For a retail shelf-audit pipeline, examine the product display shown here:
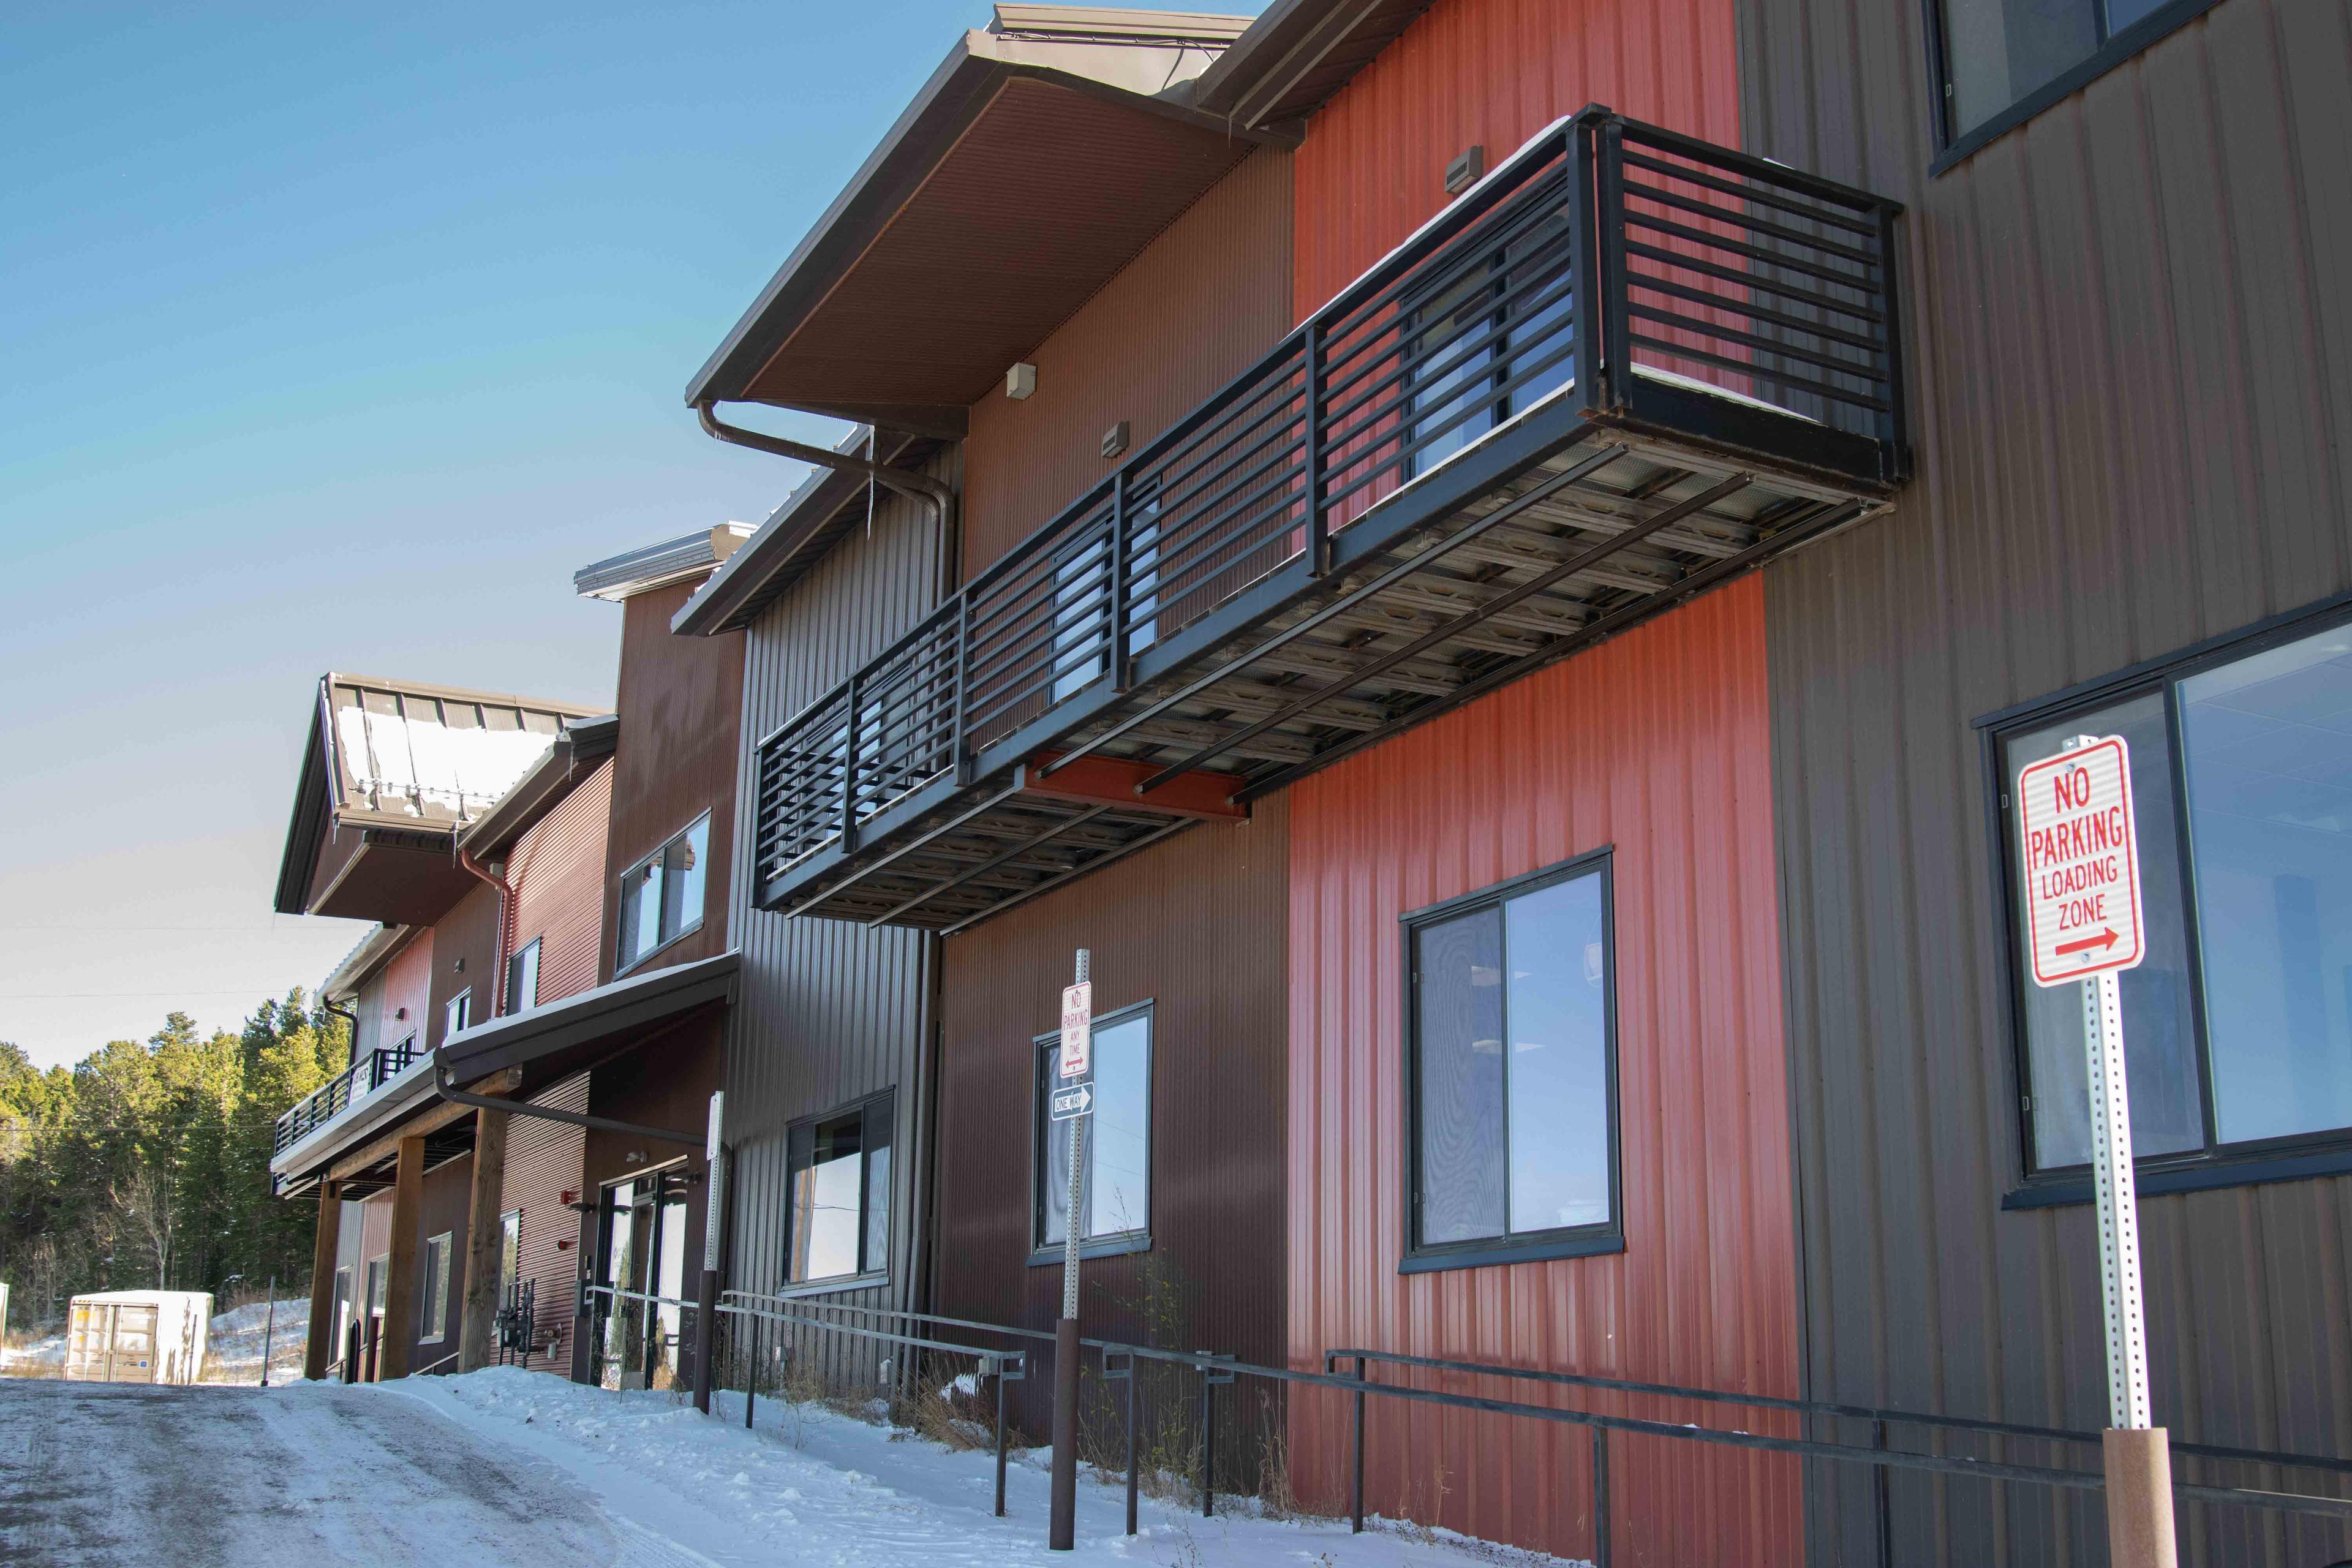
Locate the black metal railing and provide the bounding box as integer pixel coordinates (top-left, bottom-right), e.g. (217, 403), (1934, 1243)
(624, 1293), (2352, 1561)
(272, 1041), (421, 1154)
(750, 107), (1907, 899)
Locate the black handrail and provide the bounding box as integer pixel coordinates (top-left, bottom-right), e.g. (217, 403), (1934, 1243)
(750, 107), (1909, 903)
(272, 1041), (423, 1153)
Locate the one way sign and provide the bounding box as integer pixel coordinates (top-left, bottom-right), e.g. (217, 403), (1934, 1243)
(1049, 1082), (1094, 1122)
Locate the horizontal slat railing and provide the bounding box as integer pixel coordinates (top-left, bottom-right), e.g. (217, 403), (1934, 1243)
(750, 108), (1907, 901)
(272, 1040), (421, 1155)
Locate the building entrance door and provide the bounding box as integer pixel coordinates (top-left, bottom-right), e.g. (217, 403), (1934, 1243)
(592, 1167), (691, 1390)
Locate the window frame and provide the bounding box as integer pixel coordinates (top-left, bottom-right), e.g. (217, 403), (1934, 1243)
(420, 1231), (453, 1344)
(505, 937), (542, 1015)
(442, 989), (471, 1042)
(615, 812), (712, 977)
(1027, 997), (1155, 1266)
(1398, 847), (1624, 1274)
(1980, 590), (2352, 1207)
(780, 1090), (894, 1292)
(1924, 0), (2227, 175)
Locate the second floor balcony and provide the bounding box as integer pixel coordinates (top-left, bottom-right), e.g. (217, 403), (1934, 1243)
(273, 1041), (421, 1163)
(752, 107), (1910, 933)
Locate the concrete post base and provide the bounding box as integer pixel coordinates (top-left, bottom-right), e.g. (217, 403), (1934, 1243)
(2103, 1427), (2178, 1568)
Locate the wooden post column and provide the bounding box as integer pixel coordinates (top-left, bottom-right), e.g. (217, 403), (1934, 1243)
(379, 1134), (426, 1379)
(457, 1106), (510, 1372)
(303, 1180), (342, 1382)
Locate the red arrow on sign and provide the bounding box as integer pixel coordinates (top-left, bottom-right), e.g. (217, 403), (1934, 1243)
(2055, 928), (2119, 957)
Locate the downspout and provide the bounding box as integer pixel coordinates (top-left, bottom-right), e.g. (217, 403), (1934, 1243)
(458, 848), (513, 1020)
(320, 997), (359, 1064)
(695, 400), (960, 591)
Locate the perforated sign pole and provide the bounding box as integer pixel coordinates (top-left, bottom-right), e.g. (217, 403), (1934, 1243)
(1049, 951), (1090, 1551)
(2016, 736), (2174, 1568)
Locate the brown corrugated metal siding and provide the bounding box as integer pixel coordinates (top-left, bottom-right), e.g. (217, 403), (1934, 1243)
(723, 454), (956, 1354)
(504, 1072), (589, 1373)
(506, 759), (612, 1007)
(1740, 0), (2352, 1561)
(960, 146), (1295, 576)
(933, 797), (1291, 1458)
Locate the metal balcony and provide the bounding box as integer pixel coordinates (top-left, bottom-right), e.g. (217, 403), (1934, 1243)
(753, 107), (1909, 932)
(273, 1041), (421, 1156)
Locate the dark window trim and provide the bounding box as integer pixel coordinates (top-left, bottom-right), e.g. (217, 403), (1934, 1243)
(1926, 0), (2228, 176)
(1977, 592), (2352, 1200)
(1028, 997), (1155, 1264)
(505, 936), (543, 1014)
(1398, 846), (1624, 1274)
(614, 810), (713, 979)
(781, 1090), (894, 1289)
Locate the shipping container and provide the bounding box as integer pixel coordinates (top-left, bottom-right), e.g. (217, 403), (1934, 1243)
(64, 1292), (211, 1385)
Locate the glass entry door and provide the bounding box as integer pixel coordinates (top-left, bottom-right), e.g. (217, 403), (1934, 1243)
(593, 1167), (692, 1390)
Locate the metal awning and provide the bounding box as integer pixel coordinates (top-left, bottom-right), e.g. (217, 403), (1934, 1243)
(436, 951), (739, 1095)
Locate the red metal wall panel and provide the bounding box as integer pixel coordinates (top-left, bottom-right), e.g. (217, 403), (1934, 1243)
(372, 930), (434, 1058)
(1285, 575), (1799, 1566)
(1291, 0), (1740, 321)
(502, 1072), (589, 1374)
(507, 759), (612, 1007)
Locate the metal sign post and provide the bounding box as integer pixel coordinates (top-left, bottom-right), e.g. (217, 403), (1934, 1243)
(2016, 735), (2174, 1568)
(694, 1090), (725, 1416)
(1049, 952), (1091, 1551)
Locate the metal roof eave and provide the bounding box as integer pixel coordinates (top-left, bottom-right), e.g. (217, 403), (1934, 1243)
(682, 31), (1291, 412)
(435, 949), (740, 1088)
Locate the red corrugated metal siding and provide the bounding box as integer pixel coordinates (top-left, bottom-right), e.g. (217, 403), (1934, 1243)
(502, 1072), (589, 1374)
(374, 932), (434, 1058)
(507, 760), (611, 1006)
(1292, 0), (1740, 322)
(1286, 575), (1798, 1566)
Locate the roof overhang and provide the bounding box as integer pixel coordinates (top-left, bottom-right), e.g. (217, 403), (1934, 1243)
(671, 428), (931, 638)
(321, 924), (413, 1004)
(452, 715), (619, 862)
(272, 673), (605, 924)
(574, 525), (755, 602)
(1191, 0), (1436, 129)
(685, 12), (1290, 429)
(436, 950), (739, 1097)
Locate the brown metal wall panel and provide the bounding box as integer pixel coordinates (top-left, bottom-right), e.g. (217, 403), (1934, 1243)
(401, 1154), (472, 1374)
(369, 930), (433, 1063)
(932, 796), (1291, 1444)
(1291, 0), (1740, 320)
(724, 451), (957, 1328)
(426, 883), (500, 1050)
(959, 147), (1295, 578)
(506, 759), (612, 1008)
(502, 1071), (589, 1373)
(1738, 1), (2352, 1561)
(1285, 576), (1800, 1566)
(603, 581), (745, 984)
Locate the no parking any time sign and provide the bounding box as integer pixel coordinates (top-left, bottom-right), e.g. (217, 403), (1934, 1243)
(2016, 734), (2147, 987)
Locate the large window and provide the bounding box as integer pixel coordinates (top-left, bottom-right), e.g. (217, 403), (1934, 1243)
(1404, 853), (1619, 1270)
(617, 813), (710, 974)
(785, 1093), (892, 1285)
(1932, 0), (2218, 160)
(1995, 607), (2352, 1188)
(1032, 1003), (1152, 1257)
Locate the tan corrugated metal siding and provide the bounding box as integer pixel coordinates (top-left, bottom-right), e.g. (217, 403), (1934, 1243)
(507, 760), (612, 1007)
(960, 146), (1294, 578)
(724, 453), (956, 1336)
(1740, 1), (2352, 1562)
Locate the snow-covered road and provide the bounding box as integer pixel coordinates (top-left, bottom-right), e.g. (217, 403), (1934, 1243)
(0, 1379), (629, 1567)
(0, 1369), (1574, 1567)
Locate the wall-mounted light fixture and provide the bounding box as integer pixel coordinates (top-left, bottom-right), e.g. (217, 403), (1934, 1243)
(1101, 420), (1130, 460)
(453, 956), (466, 974)
(1444, 145), (1485, 195)
(1006, 362), (1038, 400)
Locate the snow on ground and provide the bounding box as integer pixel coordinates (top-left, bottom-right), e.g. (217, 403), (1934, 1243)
(393, 1366), (1581, 1568)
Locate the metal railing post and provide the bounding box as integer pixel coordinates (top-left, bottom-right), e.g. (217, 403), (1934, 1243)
(1352, 1354), (1367, 1534)
(1107, 473), (1130, 693)
(1597, 118), (1632, 409)
(745, 1314), (760, 1430)
(1873, 1418), (1894, 1567)
(1125, 1359), (1140, 1536)
(1303, 326), (1329, 576)
(1572, 117), (1604, 416)
(995, 1359), (1011, 1518)
(949, 595), (973, 784)
(1872, 200), (1910, 481)
(840, 672), (864, 851)
(1199, 1359), (1216, 1517)
(1591, 1425), (1611, 1568)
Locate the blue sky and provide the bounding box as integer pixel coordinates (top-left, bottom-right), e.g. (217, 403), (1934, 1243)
(0, 1), (1258, 1068)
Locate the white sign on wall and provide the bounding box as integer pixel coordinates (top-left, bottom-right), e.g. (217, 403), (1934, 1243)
(2016, 734), (2147, 988)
